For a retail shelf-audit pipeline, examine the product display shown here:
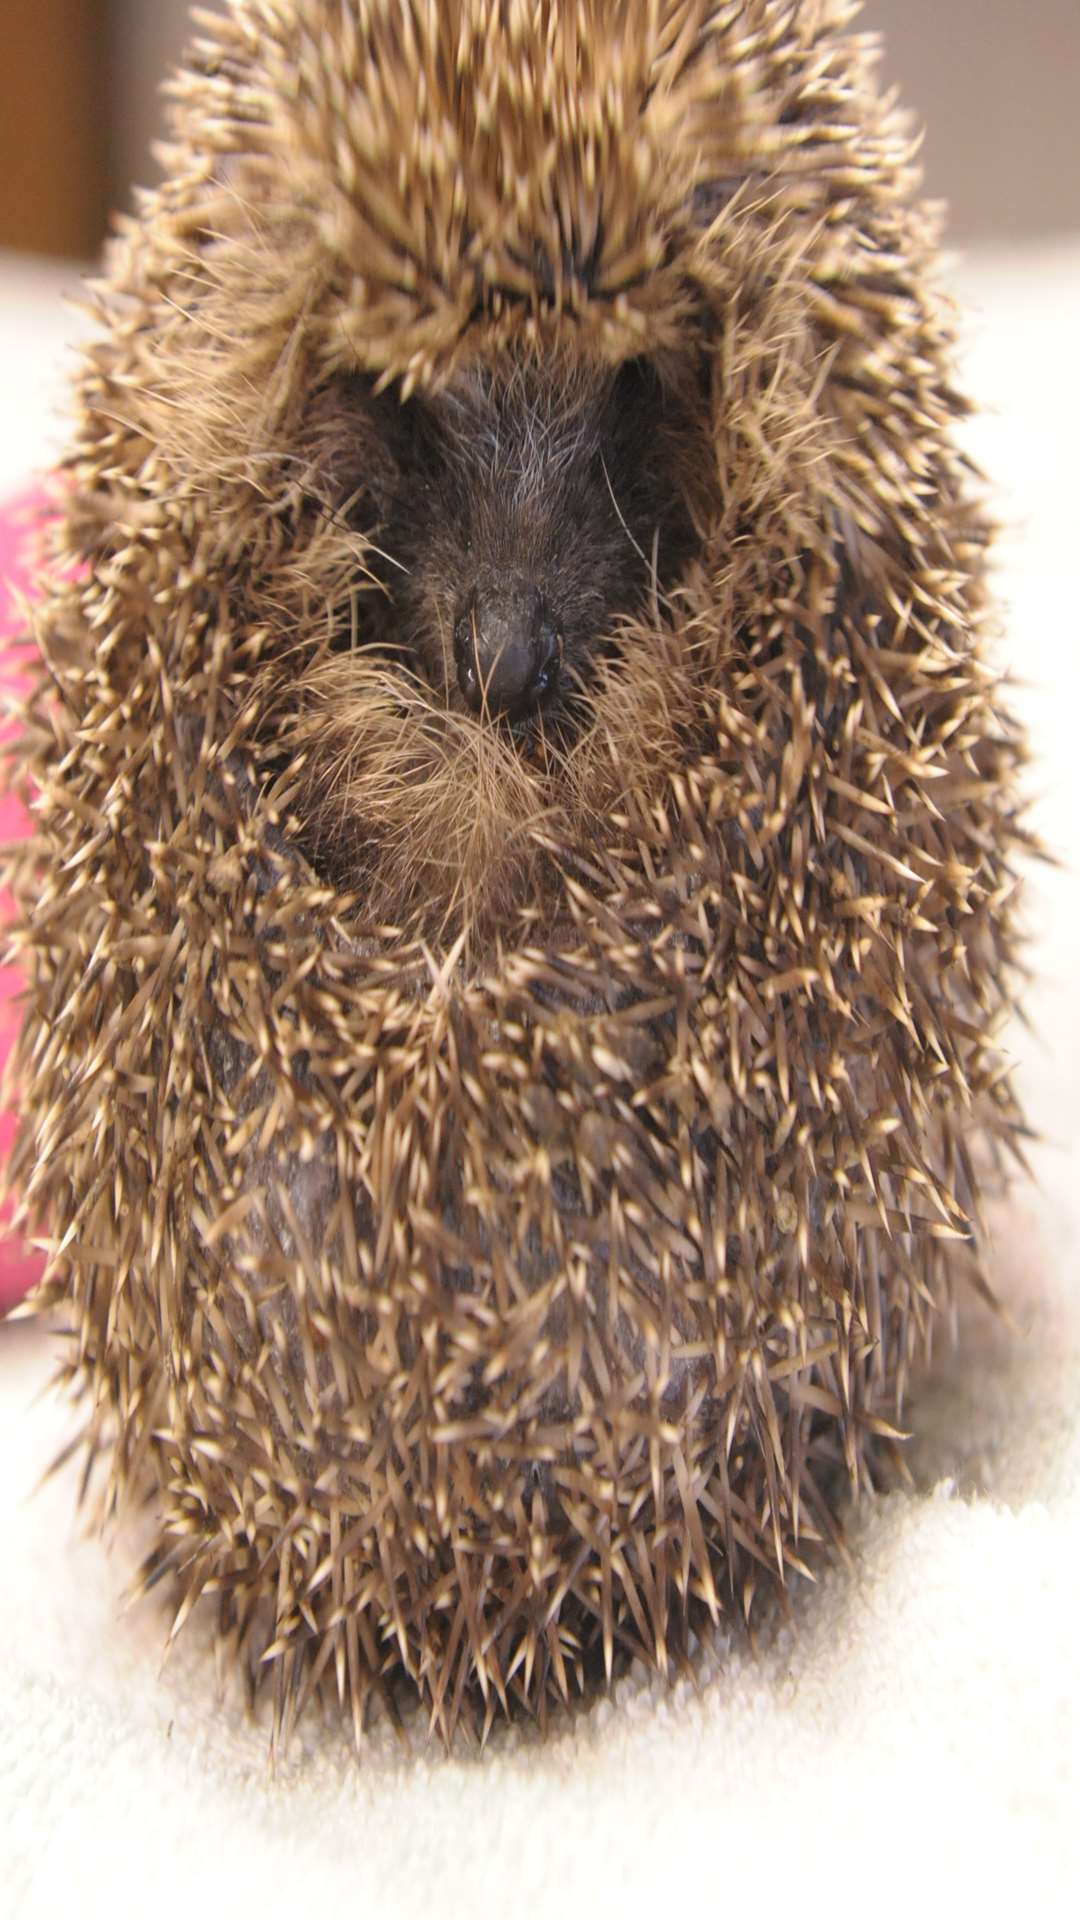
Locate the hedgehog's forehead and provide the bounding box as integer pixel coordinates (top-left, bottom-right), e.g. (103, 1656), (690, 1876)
(238, 0), (769, 383)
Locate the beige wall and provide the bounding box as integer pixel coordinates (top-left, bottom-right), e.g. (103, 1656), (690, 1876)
(107, 0), (1080, 245)
(870, 0), (1080, 244)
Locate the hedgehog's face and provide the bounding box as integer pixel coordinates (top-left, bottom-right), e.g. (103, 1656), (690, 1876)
(344, 353), (705, 729)
(276, 340), (716, 925)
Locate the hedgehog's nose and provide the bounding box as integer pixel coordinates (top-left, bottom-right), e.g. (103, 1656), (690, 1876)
(454, 577), (560, 717)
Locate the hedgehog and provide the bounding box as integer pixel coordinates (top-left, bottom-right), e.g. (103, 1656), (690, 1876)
(2, 0), (1029, 1750)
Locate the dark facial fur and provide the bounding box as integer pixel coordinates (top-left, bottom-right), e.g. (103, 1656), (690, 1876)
(309, 352), (705, 701)
(279, 348), (711, 914)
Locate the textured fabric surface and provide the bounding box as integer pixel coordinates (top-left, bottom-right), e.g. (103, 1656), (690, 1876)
(0, 254), (79, 1311)
(1, 243), (1077, 1916)
(0, 488), (46, 1309)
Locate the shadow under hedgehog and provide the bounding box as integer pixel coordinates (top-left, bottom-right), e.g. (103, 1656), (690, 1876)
(3, 0), (1029, 1748)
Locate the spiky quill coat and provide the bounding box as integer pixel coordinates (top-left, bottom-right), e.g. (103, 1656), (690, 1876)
(4, 0), (1028, 1746)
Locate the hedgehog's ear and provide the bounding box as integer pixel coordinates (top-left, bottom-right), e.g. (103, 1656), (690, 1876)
(346, 372), (437, 475)
(298, 369), (435, 518)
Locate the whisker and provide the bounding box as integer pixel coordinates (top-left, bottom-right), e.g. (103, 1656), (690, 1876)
(600, 450), (651, 572)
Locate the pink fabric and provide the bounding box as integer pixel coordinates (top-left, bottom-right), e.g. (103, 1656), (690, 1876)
(0, 491), (47, 1310)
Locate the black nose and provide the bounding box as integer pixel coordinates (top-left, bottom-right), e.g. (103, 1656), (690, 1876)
(453, 577), (561, 717)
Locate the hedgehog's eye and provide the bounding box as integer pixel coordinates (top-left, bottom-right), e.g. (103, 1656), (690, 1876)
(607, 360), (664, 435)
(613, 355), (661, 405)
(586, 358), (657, 482)
(335, 372), (437, 480)
(376, 387), (436, 474)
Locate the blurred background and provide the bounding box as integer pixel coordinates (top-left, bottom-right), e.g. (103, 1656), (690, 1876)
(1, 0), (1079, 255)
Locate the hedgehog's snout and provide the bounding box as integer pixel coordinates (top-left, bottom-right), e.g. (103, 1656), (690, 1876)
(453, 574), (562, 717)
